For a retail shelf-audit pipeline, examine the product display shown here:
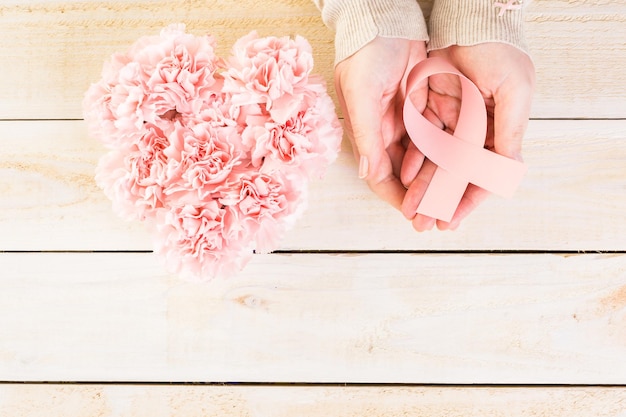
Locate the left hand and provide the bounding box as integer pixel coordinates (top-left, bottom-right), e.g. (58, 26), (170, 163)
(335, 37), (428, 212)
(400, 42), (535, 231)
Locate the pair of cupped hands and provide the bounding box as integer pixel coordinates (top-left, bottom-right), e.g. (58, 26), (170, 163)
(335, 37), (535, 231)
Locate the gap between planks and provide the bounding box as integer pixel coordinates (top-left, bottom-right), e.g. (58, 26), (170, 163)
(2, 381), (626, 388)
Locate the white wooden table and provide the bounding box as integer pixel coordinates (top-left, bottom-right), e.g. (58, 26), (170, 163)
(1, 0), (626, 415)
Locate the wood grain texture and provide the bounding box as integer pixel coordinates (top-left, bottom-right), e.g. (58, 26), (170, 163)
(1, 0), (625, 119)
(1, 252), (625, 383)
(2, 0), (625, 411)
(2, 120), (626, 251)
(526, 0), (626, 118)
(2, 385), (626, 417)
(0, 0), (334, 120)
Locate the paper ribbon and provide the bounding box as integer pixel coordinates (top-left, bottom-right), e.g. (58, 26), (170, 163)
(403, 57), (527, 222)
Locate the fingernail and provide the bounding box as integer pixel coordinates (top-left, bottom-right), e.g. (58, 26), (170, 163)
(358, 156), (369, 179)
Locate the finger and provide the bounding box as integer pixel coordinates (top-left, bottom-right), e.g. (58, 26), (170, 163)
(388, 139), (407, 180)
(413, 213), (436, 232)
(438, 184), (490, 231)
(401, 158), (437, 220)
(408, 161), (439, 232)
(427, 88), (461, 133)
(369, 172), (409, 212)
(400, 140), (425, 188)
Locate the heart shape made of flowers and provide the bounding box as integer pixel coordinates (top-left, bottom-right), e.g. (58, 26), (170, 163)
(83, 25), (343, 281)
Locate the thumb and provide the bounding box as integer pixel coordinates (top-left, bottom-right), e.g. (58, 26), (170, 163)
(493, 79), (534, 161)
(336, 81), (406, 210)
(350, 109), (406, 210)
(351, 115), (388, 180)
(334, 71), (389, 180)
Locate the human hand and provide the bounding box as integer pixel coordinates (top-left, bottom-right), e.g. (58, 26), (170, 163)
(400, 43), (535, 231)
(335, 37), (427, 211)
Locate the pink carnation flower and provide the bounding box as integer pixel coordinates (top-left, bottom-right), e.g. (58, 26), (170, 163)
(224, 31), (316, 124)
(162, 121), (244, 202)
(241, 91), (342, 178)
(95, 124), (169, 221)
(83, 24), (223, 147)
(219, 170), (306, 253)
(154, 202), (251, 280)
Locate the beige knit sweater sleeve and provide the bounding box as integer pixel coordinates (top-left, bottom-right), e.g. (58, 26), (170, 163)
(428, 0), (527, 52)
(312, 0), (527, 64)
(312, 0), (429, 64)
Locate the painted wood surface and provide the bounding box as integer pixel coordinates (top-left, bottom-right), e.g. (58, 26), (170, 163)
(2, 119), (626, 251)
(1, 252), (625, 383)
(1, 1), (625, 119)
(1, 0), (626, 413)
(2, 385), (626, 417)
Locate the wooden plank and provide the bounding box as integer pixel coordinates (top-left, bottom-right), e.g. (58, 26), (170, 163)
(525, 0), (626, 118)
(0, 1), (625, 119)
(1, 252), (625, 383)
(0, 120), (149, 250)
(2, 385), (626, 417)
(1, 119), (626, 251)
(0, 0), (335, 120)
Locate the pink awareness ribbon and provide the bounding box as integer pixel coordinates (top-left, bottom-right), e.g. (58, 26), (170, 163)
(403, 57), (527, 222)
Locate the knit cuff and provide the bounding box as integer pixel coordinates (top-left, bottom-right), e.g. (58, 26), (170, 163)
(428, 0), (528, 54)
(318, 0), (429, 64)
